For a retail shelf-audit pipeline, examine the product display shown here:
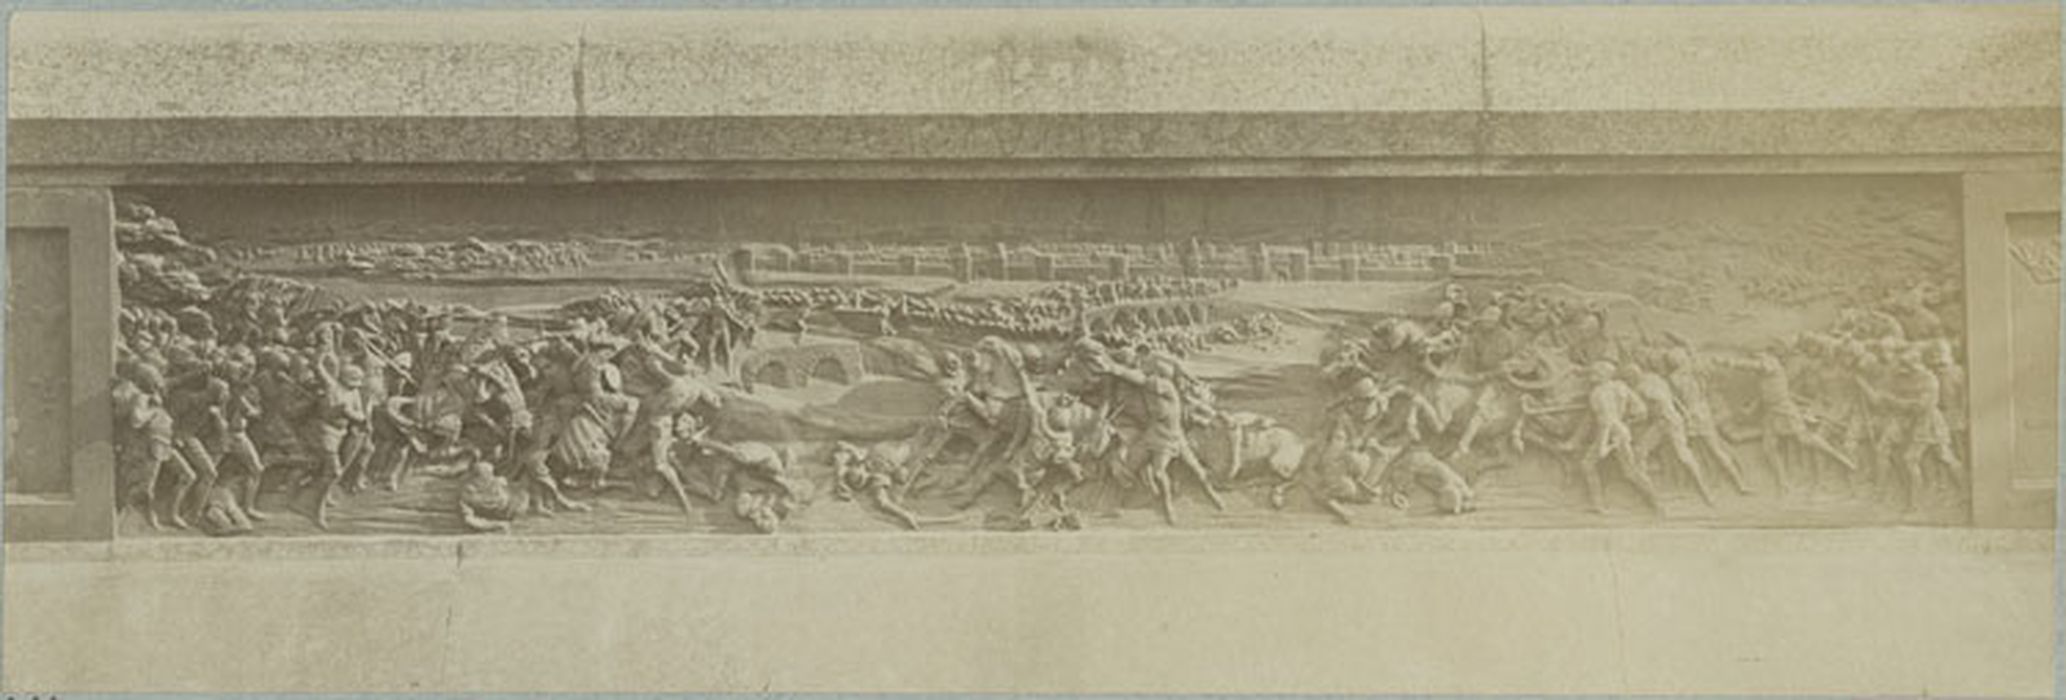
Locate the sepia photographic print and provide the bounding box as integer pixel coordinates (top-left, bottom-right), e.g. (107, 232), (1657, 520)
(1, 3), (2060, 696)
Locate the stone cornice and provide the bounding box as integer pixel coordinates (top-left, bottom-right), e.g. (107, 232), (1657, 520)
(7, 6), (2058, 183)
(8, 109), (2057, 184)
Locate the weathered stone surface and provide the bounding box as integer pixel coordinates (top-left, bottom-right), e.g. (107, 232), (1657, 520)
(3, 188), (115, 543)
(2, 530), (2052, 694)
(1482, 5), (2060, 111)
(13, 7), (2053, 121)
(6, 6), (2057, 180)
(577, 9), (1482, 117)
(7, 13), (580, 119)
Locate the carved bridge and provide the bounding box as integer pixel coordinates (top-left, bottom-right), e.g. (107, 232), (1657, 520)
(737, 342), (867, 389)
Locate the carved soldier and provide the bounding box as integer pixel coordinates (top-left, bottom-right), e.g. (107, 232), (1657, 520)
(616, 340), (722, 515)
(1623, 355), (1715, 506)
(1715, 351), (1857, 496)
(207, 352), (273, 520)
(1088, 351), (1225, 524)
(1858, 347), (1964, 510)
(1452, 305), (1527, 459)
(832, 441), (950, 530)
(115, 361), (194, 530)
(303, 362), (368, 530)
(1375, 443), (1476, 515)
(1926, 339), (1968, 472)
(336, 328), (394, 493)
(1661, 347), (1752, 496)
(165, 359), (232, 524)
(1566, 361), (1666, 516)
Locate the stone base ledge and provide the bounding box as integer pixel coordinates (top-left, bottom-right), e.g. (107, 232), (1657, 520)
(6, 527), (2050, 564)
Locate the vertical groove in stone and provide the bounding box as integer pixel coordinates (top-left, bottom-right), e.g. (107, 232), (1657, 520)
(1473, 5), (1492, 178)
(573, 21), (591, 164)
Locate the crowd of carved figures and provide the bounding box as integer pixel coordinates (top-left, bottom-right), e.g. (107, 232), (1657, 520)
(107, 201), (1968, 536)
(1308, 281), (1966, 519)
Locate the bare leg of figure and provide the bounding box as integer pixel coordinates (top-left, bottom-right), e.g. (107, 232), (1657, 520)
(1855, 429), (1883, 497)
(388, 447), (416, 492)
(1950, 432), (1969, 480)
(1633, 427), (1671, 495)
(1798, 432), (1858, 475)
(1149, 456), (1178, 525)
(135, 455), (167, 530)
(1048, 485), (1074, 518)
(1269, 479), (1295, 510)
(1697, 437), (1752, 495)
(308, 448), (342, 530)
(1453, 410), (1488, 459)
(527, 450), (586, 513)
(228, 436), (270, 520)
(957, 467), (991, 510)
(1612, 448), (1667, 516)
(1418, 473), (1464, 515)
(1225, 428), (1247, 484)
(1876, 436), (1898, 495)
(1577, 451), (1608, 514)
(343, 433), (375, 493)
(1321, 497), (1356, 525)
(459, 502), (510, 534)
(1665, 430), (1715, 506)
(901, 425), (957, 489)
(1800, 436), (1826, 495)
(163, 451), (198, 530)
(1877, 435), (1904, 503)
(522, 479), (559, 517)
(178, 438), (219, 522)
(654, 464), (695, 518)
(1176, 447), (1227, 511)
(365, 441), (397, 492)
(873, 488), (924, 530)
(1931, 442), (1967, 492)
(1320, 473), (1364, 525)
(1848, 433), (1870, 496)
(1011, 469), (1037, 511)
(1761, 431), (1790, 496)
(1897, 442), (1926, 512)
(538, 474), (587, 512)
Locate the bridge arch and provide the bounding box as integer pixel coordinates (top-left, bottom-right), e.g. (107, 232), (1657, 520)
(738, 343), (867, 390)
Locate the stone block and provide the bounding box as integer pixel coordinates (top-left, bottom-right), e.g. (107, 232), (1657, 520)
(4, 187), (115, 543)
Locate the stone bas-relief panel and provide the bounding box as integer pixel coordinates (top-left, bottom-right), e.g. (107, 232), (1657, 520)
(105, 176), (1971, 537)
